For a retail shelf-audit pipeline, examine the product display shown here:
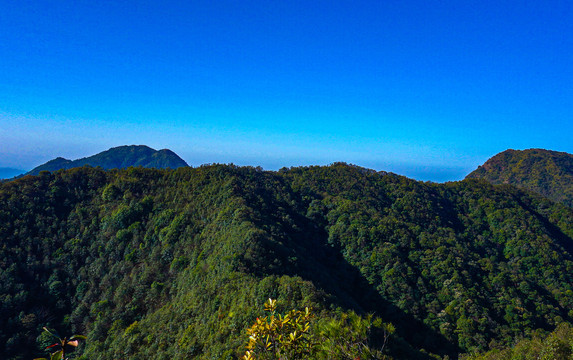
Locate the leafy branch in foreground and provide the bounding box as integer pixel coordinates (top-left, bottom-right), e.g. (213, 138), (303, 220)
(34, 327), (86, 360)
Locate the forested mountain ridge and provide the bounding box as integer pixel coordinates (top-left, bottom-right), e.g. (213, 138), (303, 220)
(23, 145), (188, 176)
(466, 148), (573, 207)
(1, 164), (572, 359)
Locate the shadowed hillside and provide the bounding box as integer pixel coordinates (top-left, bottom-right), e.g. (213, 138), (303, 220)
(0, 164), (572, 359)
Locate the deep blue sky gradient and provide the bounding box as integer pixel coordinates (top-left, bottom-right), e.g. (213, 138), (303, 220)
(1, 1), (572, 181)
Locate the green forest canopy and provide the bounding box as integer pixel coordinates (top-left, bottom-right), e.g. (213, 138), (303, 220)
(0, 163), (572, 359)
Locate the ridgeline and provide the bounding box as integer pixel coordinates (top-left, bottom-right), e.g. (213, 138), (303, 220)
(23, 145), (188, 177)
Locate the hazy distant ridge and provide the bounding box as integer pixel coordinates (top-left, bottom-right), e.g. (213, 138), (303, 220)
(25, 145), (188, 176)
(0, 168), (26, 179)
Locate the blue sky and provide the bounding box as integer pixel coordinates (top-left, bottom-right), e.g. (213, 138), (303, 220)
(1, 1), (572, 181)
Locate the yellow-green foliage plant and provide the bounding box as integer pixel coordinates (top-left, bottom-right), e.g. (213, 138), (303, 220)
(242, 298), (395, 360)
(243, 298), (315, 360)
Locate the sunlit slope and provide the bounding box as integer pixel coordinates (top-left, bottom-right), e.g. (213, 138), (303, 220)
(467, 148), (573, 207)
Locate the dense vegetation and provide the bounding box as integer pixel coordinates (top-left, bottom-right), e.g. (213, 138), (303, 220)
(24, 145), (188, 176)
(1, 163), (572, 359)
(462, 322), (573, 360)
(466, 148), (573, 208)
(241, 298), (394, 360)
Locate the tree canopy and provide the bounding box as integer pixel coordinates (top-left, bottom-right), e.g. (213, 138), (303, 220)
(0, 163), (572, 359)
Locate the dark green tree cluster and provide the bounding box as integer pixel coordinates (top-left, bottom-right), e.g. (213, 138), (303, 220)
(0, 163), (572, 359)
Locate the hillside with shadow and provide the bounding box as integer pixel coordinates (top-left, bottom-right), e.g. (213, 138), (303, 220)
(0, 164), (572, 359)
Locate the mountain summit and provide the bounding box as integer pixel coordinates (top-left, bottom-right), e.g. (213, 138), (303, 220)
(466, 148), (573, 207)
(25, 145), (188, 176)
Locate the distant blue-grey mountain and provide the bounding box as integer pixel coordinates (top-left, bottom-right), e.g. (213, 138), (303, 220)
(0, 168), (26, 179)
(25, 145), (188, 176)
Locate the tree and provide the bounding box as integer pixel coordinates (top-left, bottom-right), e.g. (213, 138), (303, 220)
(315, 311), (394, 360)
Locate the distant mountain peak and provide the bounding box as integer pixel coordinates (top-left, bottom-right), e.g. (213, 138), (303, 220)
(24, 145), (188, 176)
(466, 148), (573, 207)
